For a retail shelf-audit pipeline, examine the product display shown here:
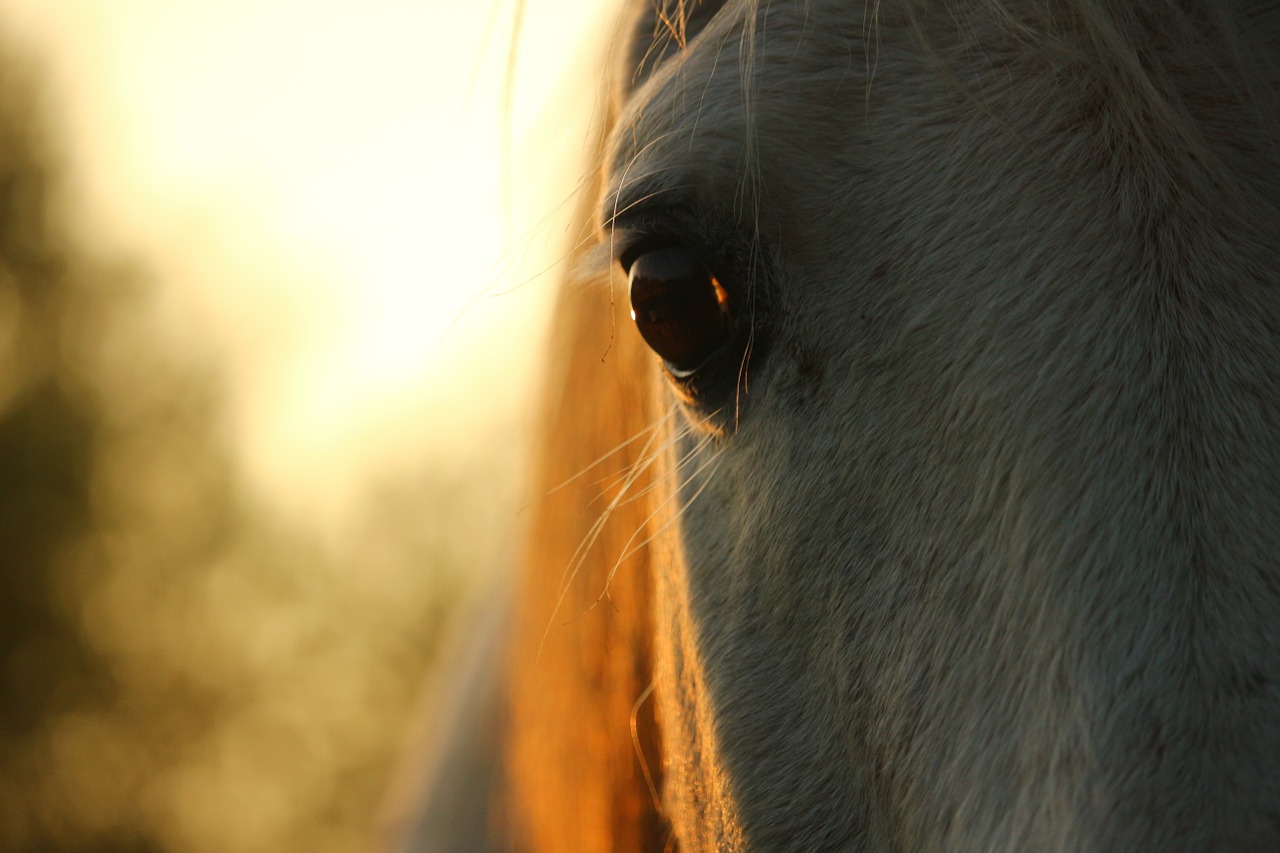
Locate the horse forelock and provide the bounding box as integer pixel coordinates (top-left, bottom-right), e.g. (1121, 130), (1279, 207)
(505, 1), (1280, 851)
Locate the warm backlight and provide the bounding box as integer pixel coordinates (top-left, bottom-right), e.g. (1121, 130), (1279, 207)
(0, 0), (608, 517)
(0, 1), (612, 851)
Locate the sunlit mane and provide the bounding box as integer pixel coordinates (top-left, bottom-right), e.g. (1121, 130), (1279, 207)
(399, 1), (1280, 850)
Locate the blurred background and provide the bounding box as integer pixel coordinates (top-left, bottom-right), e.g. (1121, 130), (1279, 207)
(0, 0), (609, 849)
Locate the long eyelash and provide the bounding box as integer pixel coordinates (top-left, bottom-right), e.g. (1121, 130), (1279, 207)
(454, 149), (694, 335)
(608, 129), (683, 253)
(604, 185), (698, 239)
(604, 131), (685, 361)
(573, 177), (698, 286)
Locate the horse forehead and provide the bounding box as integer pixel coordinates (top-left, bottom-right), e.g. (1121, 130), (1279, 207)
(607, 1), (855, 207)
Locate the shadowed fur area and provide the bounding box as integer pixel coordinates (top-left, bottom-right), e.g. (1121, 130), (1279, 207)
(417, 1), (1280, 851)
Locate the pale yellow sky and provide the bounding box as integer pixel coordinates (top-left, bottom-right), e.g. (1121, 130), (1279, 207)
(0, 0), (612, 518)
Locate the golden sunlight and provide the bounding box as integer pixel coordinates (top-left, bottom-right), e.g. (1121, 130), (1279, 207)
(0, 0), (608, 517)
(0, 1), (613, 851)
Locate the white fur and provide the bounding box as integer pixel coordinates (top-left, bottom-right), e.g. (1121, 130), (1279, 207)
(603, 0), (1280, 849)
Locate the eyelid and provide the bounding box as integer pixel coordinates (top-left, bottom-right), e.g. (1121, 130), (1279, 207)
(601, 178), (693, 235)
(615, 232), (686, 273)
(608, 209), (707, 274)
(604, 196), (700, 266)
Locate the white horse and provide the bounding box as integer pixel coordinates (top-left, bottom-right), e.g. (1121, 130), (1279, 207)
(392, 1), (1280, 850)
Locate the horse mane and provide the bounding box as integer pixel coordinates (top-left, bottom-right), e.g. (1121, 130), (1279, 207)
(502, 102), (673, 853)
(495, 1), (1280, 851)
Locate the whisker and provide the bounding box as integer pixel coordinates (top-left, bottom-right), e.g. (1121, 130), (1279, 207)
(594, 439), (722, 606)
(537, 415), (673, 662)
(609, 423), (711, 507)
(596, 413), (699, 494)
(631, 678), (665, 815)
(612, 452), (722, 572)
(548, 406), (678, 495)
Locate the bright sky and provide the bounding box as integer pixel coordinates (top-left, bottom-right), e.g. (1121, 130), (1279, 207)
(0, 0), (611, 517)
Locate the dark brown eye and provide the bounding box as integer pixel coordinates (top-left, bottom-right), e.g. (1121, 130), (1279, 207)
(627, 246), (733, 374)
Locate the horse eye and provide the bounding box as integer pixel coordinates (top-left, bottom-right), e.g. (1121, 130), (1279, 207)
(627, 246), (733, 374)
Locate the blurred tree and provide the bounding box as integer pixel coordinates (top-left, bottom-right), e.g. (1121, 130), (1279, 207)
(0, 33), (489, 853)
(0, 46), (154, 851)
